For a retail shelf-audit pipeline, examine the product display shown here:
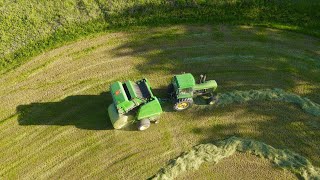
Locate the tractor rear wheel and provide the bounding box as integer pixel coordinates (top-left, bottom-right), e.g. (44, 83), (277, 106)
(137, 119), (151, 131)
(173, 98), (193, 111)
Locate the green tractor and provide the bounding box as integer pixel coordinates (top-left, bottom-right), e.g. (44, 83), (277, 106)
(107, 78), (162, 131)
(107, 73), (217, 130)
(167, 73), (218, 111)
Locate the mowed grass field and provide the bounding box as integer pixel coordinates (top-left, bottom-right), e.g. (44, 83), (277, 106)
(178, 152), (296, 180)
(0, 25), (319, 179)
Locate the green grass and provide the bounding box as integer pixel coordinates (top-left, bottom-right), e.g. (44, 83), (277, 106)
(152, 136), (319, 179)
(0, 25), (319, 179)
(178, 152), (296, 180)
(1, 1), (319, 178)
(1, 0), (320, 73)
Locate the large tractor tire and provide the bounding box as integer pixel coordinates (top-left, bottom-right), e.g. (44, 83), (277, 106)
(173, 98), (193, 111)
(137, 119), (151, 131)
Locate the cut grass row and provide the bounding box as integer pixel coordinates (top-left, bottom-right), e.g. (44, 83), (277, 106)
(177, 152), (296, 180)
(152, 136), (320, 179)
(0, 25), (319, 179)
(1, 0), (320, 73)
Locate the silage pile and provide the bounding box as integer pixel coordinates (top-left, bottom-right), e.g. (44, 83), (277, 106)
(212, 88), (320, 116)
(151, 136), (320, 180)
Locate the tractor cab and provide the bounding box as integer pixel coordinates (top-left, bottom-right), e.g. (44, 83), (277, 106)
(171, 73), (195, 99)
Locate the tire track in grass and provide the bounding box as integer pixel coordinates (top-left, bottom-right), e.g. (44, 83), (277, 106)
(0, 33), (127, 98)
(0, 127), (75, 176)
(85, 128), (173, 179)
(0, 57), (136, 121)
(23, 129), (106, 178)
(34, 132), (107, 179)
(0, 120), (67, 154)
(37, 136), (103, 178)
(0, 76), (116, 176)
(16, 129), (77, 175)
(0, 81), (110, 176)
(151, 137), (320, 180)
(84, 134), (151, 178)
(63, 136), (117, 179)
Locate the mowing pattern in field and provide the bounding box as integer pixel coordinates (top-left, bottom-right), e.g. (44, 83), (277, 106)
(0, 25), (319, 179)
(152, 137), (320, 179)
(178, 152), (296, 180)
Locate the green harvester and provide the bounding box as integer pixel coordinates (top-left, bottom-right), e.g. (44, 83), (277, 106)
(108, 78), (162, 131)
(168, 73), (218, 111)
(107, 73), (217, 130)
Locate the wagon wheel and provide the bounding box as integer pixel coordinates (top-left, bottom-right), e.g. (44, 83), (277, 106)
(137, 119), (151, 131)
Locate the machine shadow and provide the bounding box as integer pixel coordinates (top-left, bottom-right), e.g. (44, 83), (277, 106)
(15, 89), (175, 131)
(16, 92), (113, 130)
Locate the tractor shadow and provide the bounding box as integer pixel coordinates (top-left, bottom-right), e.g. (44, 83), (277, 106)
(16, 92), (113, 130)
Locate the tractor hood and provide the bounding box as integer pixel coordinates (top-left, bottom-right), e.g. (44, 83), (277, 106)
(193, 80), (218, 91)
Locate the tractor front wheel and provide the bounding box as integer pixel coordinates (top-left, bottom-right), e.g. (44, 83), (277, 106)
(137, 119), (151, 131)
(173, 98), (193, 111)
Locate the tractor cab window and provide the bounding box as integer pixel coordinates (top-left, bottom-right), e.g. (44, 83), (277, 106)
(179, 88), (192, 94)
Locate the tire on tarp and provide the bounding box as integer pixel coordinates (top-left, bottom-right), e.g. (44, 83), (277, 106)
(108, 103), (129, 129)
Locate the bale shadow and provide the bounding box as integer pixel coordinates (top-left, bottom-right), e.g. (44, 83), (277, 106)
(16, 92), (113, 130)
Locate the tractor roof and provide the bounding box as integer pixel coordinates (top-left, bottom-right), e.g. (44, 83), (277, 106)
(175, 73), (195, 89)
